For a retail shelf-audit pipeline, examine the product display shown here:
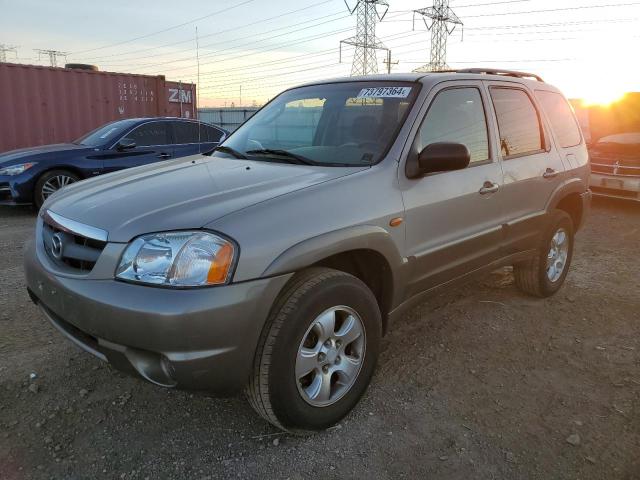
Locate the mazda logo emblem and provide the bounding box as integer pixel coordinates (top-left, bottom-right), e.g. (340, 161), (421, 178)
(51, 233), (64, 259)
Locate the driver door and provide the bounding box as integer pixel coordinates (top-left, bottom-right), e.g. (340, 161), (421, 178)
(99, 121), (173, 174)
(399, 81), (506, 297)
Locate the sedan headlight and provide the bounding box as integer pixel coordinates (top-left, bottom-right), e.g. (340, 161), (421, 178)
(0, 162), (37, 176)
(116, 231), (236, 287)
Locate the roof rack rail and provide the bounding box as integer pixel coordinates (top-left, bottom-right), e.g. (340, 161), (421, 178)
(452, 68), (544, 82)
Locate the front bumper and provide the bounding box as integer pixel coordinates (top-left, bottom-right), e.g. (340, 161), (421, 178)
(24, 239), (292, 393)
(0, 174), (34, 205)
(590, 172), (640, 202)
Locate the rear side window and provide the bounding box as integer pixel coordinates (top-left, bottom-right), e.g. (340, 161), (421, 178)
(535, 91), (582, 148)
(122, 122), (169, 147)
(417, 87), (489, 164)
(490, 88), (543, 158)
(173, 121), (200, 144)
(202, 125), (225, 143)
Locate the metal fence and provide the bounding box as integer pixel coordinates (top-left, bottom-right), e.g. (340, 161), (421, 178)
(198, 107), (259, 132)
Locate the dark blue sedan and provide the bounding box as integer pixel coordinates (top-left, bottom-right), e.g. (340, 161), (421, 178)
(0, 117), (228, 208)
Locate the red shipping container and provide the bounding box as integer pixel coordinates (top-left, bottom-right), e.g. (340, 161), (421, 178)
(0, 63), (197, 152)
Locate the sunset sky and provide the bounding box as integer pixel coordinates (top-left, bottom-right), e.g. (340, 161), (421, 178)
(2, 0), (639, 106)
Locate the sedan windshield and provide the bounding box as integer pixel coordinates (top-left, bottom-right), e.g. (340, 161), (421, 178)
(214, 81), (419, 166)
(74, 119), (139, 147)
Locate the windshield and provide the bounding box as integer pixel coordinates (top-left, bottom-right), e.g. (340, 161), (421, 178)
(74, 120), (138, 147)
(215, 81), (419, 166)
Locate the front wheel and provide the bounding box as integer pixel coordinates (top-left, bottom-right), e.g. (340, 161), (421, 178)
(246, 267), (381, 432)
(34, 170), (79, 208)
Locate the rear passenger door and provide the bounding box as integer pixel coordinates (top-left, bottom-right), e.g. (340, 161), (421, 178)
(401, 82), (505, 296)
(484, 82), (565, 254)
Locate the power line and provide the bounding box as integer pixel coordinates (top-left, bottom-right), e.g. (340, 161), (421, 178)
(192, 30), (423, 85)
(385, 1), (640, 21)
(74, 0), (336, 62)
(96, 11), (350, 69)
(462, 0), (640, 18)
(71, 0), (258, 55)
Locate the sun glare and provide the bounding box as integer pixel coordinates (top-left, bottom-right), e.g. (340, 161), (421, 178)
(579, 90), (627, 108)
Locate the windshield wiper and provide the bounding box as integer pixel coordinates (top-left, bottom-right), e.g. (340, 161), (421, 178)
(245, 149), (318, 166)
(208, 145), (247, 159)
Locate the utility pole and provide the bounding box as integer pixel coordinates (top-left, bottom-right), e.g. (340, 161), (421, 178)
(0, 44), (18, 63)
(413, 1), (463, 72)
(35, 49), (68, 67)
(383, 50), (398, 74)
(340, 0), (389, 76)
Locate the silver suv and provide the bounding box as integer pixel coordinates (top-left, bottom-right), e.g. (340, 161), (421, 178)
(25, 69), (591, 432)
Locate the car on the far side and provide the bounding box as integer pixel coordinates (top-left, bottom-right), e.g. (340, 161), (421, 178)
(0, 117), (228, 208)
(589, 132), (640, 202)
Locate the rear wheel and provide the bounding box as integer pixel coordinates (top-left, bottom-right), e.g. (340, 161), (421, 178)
(514, 210), (574, 297)
(34, 170), (79, 208)
(246, 267), (381, 432)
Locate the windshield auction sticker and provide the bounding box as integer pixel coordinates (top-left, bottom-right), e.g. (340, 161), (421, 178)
(357, 86), (412, 98)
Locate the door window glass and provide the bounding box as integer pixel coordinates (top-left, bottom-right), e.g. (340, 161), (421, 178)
(490, 88), (543, 157)
(417, 87), (489, 164)
(122, 122), (169, 147)
(173, 122), (200, 144)
(203, 125), (225, 142)
(535, 90), (582, 148)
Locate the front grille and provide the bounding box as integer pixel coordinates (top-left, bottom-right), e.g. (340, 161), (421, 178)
(0, 183), (11, 202)
(591, 186), (639, 198)
(590, 153), (640, 177)
(41, 210), (107, 273)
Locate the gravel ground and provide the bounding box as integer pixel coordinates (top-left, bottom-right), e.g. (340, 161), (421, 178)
(1, 199), (639, 480)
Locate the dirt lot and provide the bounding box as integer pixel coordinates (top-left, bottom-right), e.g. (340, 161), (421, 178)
(0, 199), (638, 480)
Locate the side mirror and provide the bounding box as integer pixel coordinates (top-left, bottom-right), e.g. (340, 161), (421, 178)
(116, 140), (136, 151)
(418, 142), (471, 175)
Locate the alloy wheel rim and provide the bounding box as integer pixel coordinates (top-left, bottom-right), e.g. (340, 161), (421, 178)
(546, 227), (569, 282)
(41, 175), (76, 201)
(295, 305), (366, 407)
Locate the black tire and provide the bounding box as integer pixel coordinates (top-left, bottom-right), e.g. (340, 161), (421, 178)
(34, 170), (79, 209)
(246, 267), (382, 432)
(514, 210), (574, 297)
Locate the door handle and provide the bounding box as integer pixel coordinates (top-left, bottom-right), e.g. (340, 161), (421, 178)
(543, 168), (559, 179)
(479, 181), (499, 195)
(157, 152), (171, 159)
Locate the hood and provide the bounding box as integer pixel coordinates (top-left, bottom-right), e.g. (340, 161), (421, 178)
(46, 155), (367, 242)
(0, 143), (90, 165)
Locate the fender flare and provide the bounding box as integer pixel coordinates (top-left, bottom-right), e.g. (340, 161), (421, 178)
(262, 225), (406, 289)
(546, 177), (586, 211)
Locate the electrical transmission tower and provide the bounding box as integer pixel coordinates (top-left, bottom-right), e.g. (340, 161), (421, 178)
(413, 1), (463, 72)
(35, 49), (68, 67)
(340, 0), (389, 76)
(0, 44), (18, 63)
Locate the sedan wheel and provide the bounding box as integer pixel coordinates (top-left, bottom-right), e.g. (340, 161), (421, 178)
(34, 170), (80, 208)
(41, 174), (76, 200)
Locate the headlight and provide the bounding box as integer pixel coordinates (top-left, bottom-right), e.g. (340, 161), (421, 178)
(115, 231), (236, 287)
(0, 162), (37, 176)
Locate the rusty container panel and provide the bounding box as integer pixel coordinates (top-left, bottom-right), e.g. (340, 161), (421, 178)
(0, 63), (196, 152)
